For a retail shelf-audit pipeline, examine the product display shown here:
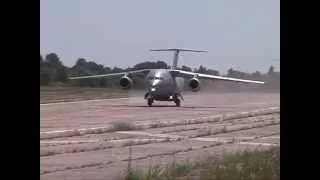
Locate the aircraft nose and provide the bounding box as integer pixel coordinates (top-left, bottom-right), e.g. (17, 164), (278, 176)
(149, 79), (161, 93)
(150, 87), (156, 92)
(151, 79), (160, 87)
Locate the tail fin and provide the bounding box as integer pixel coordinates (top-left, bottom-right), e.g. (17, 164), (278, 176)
(150, 49), (207, 70)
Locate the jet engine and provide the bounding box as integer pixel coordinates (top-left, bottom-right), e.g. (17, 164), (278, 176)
(188, 78), (201, 92)
(119, 76), (133, 89)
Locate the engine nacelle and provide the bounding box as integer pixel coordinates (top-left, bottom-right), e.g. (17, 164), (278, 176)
(119, 76), (133, 89)
(188, 78), (201, 92)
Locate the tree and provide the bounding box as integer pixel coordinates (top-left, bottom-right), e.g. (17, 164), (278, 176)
(155, 61), (168, 69)
(252, 71), (261, 78)
(207, 69), (220, 76)
(40, 68), (53, 85)
(227, 68), (246, 78)
(75, 58), (87, 66)
(45, 53), (63, 69)
(43, 53), (69, 83)
(181, 65), (192, 72)
(198, 65), (207, 73)
(268, 66), (275, 76)
(71, 58), (90, 76)
(39, 51), (280, 91)
(112, 67), (123, 73)
(134, 61), (153, 70)
(103, 67), (112, 73)
(227, 68), (234, 76)
(134, 61), (168, 70)
(86, 61), (104, 74)
(72, 58), (87, 70)
(40, 54), (44, 67)
(55, 67), (68, 83)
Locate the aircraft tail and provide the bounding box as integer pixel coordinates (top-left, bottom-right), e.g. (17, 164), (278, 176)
(150, 49), (207, 70)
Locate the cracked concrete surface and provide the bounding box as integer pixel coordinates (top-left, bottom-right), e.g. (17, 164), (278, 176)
(40, 92), (279, 180)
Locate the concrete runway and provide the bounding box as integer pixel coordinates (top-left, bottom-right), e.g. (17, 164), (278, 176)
(40, 92), (280, 180)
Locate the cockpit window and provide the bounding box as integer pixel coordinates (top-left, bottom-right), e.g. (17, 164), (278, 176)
(148, 76), (163, 80)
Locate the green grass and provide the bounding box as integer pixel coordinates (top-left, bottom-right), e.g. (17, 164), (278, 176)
(111, 122), (141, 131)
(124, 147), (280, 180)
(125, 162), (193, 180)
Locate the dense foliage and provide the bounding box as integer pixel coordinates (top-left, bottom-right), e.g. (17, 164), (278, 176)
(40, 53), (279, 89)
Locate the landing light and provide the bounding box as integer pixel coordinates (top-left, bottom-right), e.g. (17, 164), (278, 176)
(151, 88), (156, 92)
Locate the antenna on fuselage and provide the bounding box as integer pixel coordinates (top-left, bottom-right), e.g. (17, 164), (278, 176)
(150, 49), (208, 70)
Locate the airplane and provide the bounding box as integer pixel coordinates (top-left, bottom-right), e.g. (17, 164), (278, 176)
(69, 49), (264, 107)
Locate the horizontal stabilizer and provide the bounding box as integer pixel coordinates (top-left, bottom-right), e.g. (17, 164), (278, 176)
(150, 48), (207, 69)
(150, 49), (207, 52)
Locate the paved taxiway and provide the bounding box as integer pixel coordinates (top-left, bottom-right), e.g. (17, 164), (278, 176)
(40, 92), (280, 180)
(40, 92), (279, 132)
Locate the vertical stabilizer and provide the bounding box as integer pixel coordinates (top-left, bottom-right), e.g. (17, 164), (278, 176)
(150, 49), (207, 70)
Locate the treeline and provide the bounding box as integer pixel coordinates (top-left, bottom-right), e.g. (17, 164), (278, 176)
(40, 53), (279, 89)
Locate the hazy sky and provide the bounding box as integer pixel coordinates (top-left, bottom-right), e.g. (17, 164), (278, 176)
(40, 0), (279, 74)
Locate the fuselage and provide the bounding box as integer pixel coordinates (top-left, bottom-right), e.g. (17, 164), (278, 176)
(145, 69), (184, 101)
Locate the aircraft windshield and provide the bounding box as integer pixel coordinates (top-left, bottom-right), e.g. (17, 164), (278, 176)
(148, 76), (163, 80)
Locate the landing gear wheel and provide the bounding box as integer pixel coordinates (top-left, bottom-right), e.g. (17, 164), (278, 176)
(174, 99), (181, 107)
(147, 98), (153, 107)
(144, 92), (149, 99)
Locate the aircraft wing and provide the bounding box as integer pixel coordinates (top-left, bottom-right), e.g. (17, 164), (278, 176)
(172, 70), (264, 84)
(69, 69), (151, 80)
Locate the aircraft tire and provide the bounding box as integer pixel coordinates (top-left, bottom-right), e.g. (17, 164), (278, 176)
(147, 98), (153, 107)
(174, 99), (180, 107)
(144, 92), (149, 99)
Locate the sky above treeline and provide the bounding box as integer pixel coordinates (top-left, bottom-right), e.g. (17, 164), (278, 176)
(40, 0), (279, 74)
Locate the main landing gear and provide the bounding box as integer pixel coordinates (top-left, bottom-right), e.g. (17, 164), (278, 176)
(145, 92), (154, 107)
(145, 93), (183, 107)
(147, 98), (153, 107)
(173, 94), (183, 107)
(174, 98), (180, 107)
(147, 98), (179, 107)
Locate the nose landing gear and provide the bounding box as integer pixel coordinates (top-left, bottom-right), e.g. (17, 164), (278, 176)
(145, 93), (183, 107)
(144, 92), (149, 99)
(145, 92), (154, 107)
(147, 98), (153, 107)
(174, 98), (180, 107)
(173, 94), (181, 107)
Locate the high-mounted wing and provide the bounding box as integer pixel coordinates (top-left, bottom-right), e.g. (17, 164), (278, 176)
(69, 69), (151, 80)
(172, 70), (264, 84)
